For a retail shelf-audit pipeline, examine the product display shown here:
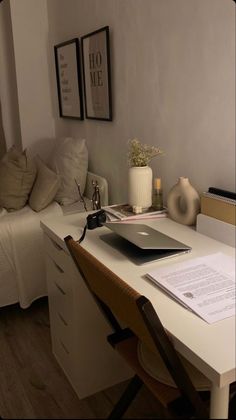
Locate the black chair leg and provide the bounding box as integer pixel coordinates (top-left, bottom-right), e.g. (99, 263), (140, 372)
(108, 375), (143, 419)
(229, 392), (236, 419)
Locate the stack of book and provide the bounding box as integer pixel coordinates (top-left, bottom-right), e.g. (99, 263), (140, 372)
(200, 187), (235, 225)
(196, 187), (236, 247)
(103, 203), (167, 222)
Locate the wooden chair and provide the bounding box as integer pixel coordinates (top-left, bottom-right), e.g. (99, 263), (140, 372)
(65, 235), (211, 419)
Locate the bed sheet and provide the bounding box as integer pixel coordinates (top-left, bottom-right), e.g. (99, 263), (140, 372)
(0, 202), (63, 308)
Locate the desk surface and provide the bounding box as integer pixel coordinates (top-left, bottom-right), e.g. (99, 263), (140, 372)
(41, 213), (235, 389)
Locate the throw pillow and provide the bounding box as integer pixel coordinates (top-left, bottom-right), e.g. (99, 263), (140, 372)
(0, 147), (37, 210)
(29, 158), (60, 212)
(0, 207), (7, 218)
(48, 137), (88, 206)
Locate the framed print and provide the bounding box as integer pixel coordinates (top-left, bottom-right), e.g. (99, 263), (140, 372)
(81, 26), (112, 121)
(54, 38), (84, 119)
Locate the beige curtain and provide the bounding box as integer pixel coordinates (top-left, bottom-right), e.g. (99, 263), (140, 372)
(0, 99), (7, 159)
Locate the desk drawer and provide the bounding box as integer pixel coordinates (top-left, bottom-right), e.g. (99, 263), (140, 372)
(46, 256), (73, 324)
(47, 253), (71, 295)
(44, 233), (72, 272)
(52, 333), (73, 382)
(49, 304), (73, 353)
(44, 232), (82, 284)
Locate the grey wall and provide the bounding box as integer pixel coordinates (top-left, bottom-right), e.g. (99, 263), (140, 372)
(9, 0), (55, 157)
(0, 0), (56, 159)
(0, 1), (234, 204)
(48, 0), (235, 204)
(0, 0), (21, 150)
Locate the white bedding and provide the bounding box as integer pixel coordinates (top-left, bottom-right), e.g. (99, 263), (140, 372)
(0, 171), (108, 309)
(0, 202), (63, 308)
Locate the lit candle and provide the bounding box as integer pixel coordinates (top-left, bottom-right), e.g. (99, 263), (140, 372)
(154, 178), (161, 190)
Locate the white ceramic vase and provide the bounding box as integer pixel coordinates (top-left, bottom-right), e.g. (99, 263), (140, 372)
(167, 177), (200, 225)
(128, 166), (153, 210)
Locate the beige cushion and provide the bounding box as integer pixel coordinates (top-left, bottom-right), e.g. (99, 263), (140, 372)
(137, 341), (211, 391)
(48, 137), (88, 206)
(29, 158), (60, 212)
(0, 208), (7, 217)
(0, 147), (37, 211)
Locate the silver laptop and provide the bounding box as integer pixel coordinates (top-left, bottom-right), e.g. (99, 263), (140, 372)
(100, 222), (191, 265)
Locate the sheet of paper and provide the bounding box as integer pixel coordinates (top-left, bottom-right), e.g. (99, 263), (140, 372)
(146, 253), (235, 324)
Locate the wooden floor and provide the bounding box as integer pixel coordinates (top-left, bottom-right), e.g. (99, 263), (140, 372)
(0, 297), (166, 419)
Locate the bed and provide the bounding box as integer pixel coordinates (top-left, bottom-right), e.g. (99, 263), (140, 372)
(0, 171), (108, 309)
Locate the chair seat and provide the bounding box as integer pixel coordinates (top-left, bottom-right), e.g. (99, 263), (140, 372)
(115, 336), (181, 407)
(137, 340), (211, 391)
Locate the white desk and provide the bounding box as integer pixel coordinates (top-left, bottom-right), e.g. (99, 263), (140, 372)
(41, 213), (235, 419)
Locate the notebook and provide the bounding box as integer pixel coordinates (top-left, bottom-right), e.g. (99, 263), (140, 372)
(100, 222), (191, 265)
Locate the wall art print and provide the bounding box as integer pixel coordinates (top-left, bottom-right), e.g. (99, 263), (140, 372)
(81, 26), (112, 121)
(54, 38), (84, 119)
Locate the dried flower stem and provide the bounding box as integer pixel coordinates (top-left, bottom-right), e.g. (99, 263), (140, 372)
(127, 138), (163, 167)
(75, 179), (88, 212)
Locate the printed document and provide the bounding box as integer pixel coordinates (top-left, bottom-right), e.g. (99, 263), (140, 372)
(146, 253), (235, 324)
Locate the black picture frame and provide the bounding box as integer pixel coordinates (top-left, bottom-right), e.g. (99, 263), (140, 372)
(81, 26), (112, 121)
(54, 38), (84, 119)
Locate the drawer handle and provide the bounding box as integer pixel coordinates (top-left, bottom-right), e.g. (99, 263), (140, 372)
(53, 260), (64, 274)
(50, 237), (63, 251)
(58, 312), (68, 327)
(59, 340), (70, 355)
(54, 281), (66, 296)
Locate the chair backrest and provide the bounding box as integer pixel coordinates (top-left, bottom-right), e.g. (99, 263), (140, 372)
(65, 235), (208, 418)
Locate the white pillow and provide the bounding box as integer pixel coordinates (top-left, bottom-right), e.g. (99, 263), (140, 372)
(29, 158), (60, 212)
(48, 137), (88, 206)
